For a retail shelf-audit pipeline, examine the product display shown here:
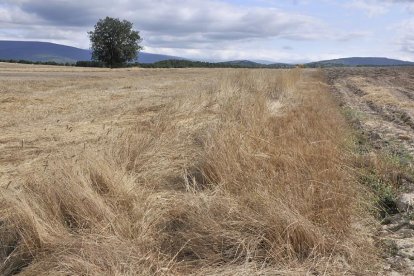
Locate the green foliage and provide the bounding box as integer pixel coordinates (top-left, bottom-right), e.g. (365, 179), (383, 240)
(138, 59), (293, 69)
(360, 169), (398, 216)
(88, 17), (142, 68)
(138, 59), (235, 68)
(0, 59), (73, 66)
(75, 61), (105, 67)
(346, 119), (414, 217)
(359, 146), (414, 217)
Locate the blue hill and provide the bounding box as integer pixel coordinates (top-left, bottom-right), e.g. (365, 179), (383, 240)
(1, 41), (413, 67)
(0, 41), (184, 64)
(307, 57), (414, 67)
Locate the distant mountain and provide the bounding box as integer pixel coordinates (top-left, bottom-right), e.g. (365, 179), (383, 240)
(219, 60), (264, 67)
(138, 59), (292, 69)
(2, 41), (413, 68)
(306, 57), (414, 67)
(138, 52), (186, 64)
(0, 41), (90, 63)
(252, 59), (278, 65)
(0, 41), (185, 64)
(213, 60), (292, 68)
(267, 63), (294, 68)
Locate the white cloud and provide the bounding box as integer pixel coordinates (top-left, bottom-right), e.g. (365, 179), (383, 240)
(345, 0), (391, 16)
(0, 0), (409, 62)
(345, 0), (414, 16)
(407, 3), (414, 13)
(394, 19), (414, 53)
(0, 1), (364, 46)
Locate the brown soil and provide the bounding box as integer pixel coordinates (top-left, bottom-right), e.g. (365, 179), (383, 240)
(327, 67), (414, 275)
(327, 67), (414, 155)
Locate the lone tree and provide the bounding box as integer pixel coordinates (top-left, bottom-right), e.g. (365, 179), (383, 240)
(88, 17), (142, 68)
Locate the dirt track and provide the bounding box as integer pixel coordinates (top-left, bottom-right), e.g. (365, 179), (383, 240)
(327, 67), (414, 155)
(327, 67), (414, 275)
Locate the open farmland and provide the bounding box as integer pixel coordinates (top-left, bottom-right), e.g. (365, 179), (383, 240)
(327, 67), (414, 155)
(328, 67), (414, 274)
(0, 63), (218, 187)
(0, 63), (403, 275)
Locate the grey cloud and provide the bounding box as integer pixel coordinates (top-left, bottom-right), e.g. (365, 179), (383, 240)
(0, 0), (376, 61)
(402, 37), (414, 53)
(391, 18), (414, 54)
(2, 0), (339, 48)
(346, 0), (414, 16)
(399, 25), (414, 53)
(6, 0), (122, 26)
(20, 2), (98, 26)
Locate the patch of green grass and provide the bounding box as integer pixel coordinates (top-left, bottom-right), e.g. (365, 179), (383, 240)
(342, 108), (414, 217)
(386, 142), (414, 168)
(342, 106), (365, 123)
(359, 170), (398, 217)
(355, 142), (414, 217)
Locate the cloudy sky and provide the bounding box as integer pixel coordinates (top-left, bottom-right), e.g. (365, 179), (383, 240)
(1, 0), (414, 63)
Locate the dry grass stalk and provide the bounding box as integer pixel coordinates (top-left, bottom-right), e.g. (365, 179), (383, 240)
(0, 68), (378, 275)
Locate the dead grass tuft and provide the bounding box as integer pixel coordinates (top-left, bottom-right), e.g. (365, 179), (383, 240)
(1, 68), (378, 275)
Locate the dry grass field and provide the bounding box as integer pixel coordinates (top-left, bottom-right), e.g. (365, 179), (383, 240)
(0, 63), (383, 275)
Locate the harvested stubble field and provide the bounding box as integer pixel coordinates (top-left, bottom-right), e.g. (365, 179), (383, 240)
(327, 67), (414, 155)
(328, 67), (414, 274)
(1, 63), (382, 275)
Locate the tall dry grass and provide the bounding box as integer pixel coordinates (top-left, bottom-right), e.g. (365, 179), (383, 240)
(1, 69), (378, 275)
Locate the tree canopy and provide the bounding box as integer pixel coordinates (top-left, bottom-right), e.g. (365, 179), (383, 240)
(88, 17), (142, 68)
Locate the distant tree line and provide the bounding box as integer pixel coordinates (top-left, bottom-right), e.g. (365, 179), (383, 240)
(137, 60), (292, 68)
(0, 59), (74, 66)
(71, 59), (294, 69)
(138, 60), (256, 68)
(303, 63), (414, 68)
(0, 59), (292, 68)
(3, 58), (412, 69)
(75, 61), (105, 67)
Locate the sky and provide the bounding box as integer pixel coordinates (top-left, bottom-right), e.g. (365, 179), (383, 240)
(0, 0), (414, 63)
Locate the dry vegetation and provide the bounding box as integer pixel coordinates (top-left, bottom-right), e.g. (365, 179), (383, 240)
(0, 63), (380, 275)
(327, 67), (414, 155)
(328, 67), (414, 274)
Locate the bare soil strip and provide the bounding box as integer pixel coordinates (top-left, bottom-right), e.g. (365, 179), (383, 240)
(327, 67), (414, 155)
(327, 67), (414, 275)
